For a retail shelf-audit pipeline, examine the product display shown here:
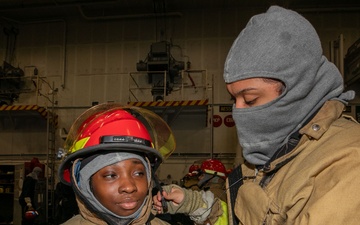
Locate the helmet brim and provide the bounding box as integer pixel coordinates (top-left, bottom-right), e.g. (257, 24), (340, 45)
(58, 143), (163, 185)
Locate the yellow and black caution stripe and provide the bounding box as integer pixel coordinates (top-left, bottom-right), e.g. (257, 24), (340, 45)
(127, 99), (208, 107)
(0, 105), (58, 127)
(0, 105), (47, 116)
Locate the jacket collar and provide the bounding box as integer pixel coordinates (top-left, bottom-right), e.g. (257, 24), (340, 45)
(265, 100), (344, 173)
(300, 100), (344, 140)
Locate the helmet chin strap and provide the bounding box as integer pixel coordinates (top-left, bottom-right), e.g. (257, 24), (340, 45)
(151, 169), (168, 213)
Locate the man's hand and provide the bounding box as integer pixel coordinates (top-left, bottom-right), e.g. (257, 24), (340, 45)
(153, 186), (185, 213)
(24, 197), (32, 208)
(27, 205), (35, 211)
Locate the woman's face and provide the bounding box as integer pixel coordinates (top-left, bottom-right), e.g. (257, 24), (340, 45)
(227, 77), (284, 108)
(91, 158), (148, 217)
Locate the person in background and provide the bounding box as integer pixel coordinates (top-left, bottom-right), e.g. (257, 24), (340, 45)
(181, 162), (201, 191)
(197, 159), (227, 203)
(153, 159), (229, 225)
(154, 5), (360, 225)
(19, 166), (42, 225)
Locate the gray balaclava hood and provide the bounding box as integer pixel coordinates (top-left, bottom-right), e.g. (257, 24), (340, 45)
(27, 166), (42, 180)
(223, 6), (355, 165)
(77, 152), (151, 225)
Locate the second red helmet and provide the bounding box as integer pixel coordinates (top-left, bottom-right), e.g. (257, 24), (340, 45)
(200, 159), (227, 179)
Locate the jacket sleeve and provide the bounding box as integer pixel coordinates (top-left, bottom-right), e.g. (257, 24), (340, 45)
(20, 177), (34, 199)
(162, 184), (224, 225)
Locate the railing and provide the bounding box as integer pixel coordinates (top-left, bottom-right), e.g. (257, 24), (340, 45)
(128, 69), (210, 102)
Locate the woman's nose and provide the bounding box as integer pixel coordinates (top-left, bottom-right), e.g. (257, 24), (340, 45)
(235, 101), (247, 108)
(118, 177), (137, 193)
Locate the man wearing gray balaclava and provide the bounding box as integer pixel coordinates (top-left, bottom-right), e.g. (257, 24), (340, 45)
(19, 166), (42, 225)
(222, 5), (360, 225)
(154, 5), (360, 225)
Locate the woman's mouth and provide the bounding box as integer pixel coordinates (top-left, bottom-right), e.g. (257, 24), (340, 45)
(117, 200), (138, 210)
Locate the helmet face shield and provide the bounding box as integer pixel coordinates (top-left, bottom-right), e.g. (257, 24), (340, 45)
(59, 103), (176, 185)
(134, 106), (175, 159)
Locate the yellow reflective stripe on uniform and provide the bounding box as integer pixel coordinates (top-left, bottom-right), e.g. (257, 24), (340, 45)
(214, 200), (228, 225)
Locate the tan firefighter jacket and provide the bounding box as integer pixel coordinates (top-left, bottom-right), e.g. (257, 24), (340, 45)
(61, 191), (170, 225)
(227, 100), (360, 225)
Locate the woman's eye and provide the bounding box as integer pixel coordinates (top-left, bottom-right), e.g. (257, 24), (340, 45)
(134, 171), (145, 177)
(244, 98), (257, 106)
(103, 173), (117, 179)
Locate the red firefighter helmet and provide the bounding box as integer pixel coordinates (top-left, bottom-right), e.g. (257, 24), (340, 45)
(185, 164), (201, 177)
(189, 164), (200, 173)
(25, 209), (39, 221)
(200, 159), (227, 179)
(58, 103), (176, 185)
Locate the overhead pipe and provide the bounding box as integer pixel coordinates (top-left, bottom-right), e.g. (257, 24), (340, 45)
(77, 5), (182, 21)
(0, 0), (119, 11)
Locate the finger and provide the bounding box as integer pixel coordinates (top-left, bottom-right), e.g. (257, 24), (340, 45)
(161, 190), (171, 199)
(152, 202), (163, 213)
(153, 204), (162, 211)
(154, 199), (161, 207)
(152, 199), (164, 213)
(153, 192), (164, 206)
(152, 197), (158, 206)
